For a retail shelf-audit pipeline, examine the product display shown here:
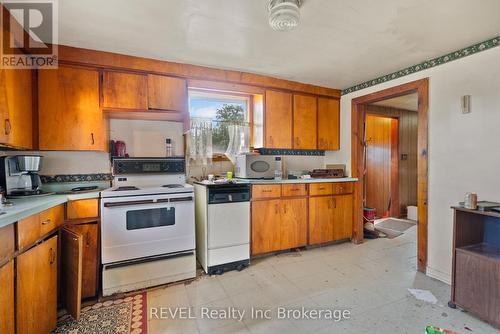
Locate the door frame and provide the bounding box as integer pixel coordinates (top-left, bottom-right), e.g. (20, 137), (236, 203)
(351, 78), (429, 273)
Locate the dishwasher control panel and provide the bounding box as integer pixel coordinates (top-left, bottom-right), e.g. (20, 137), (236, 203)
(208, 184), (251, 204)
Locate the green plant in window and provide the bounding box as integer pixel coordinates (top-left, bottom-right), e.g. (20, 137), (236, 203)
(212, 104), (245, 152)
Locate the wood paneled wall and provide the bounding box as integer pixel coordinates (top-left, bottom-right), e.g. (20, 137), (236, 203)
(367, 105), (418, 216)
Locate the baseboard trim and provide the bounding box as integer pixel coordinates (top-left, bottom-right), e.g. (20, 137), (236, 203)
(426, 266), (451, 285)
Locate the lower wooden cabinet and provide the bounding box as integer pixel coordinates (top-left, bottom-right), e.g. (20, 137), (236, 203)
(251, 198), (307, 255)
(67, 223), (99, 299)
(0, 260), (14, 334)
(16, 236), (58, 334)
(309, 194), (353, 245)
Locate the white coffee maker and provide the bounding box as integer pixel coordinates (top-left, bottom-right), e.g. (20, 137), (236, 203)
(0, 155), (47, 197)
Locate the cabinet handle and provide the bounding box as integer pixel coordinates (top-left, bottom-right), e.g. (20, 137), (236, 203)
(41, 219), (51, 225)
(86, 232), (91, 247)
(283, 203), (287, 214)
(49, 248), (55, 264)
(295, 137), (300, 146)
(91, 132), (95, 145)
(268, 135), (273, 146)
(275, 203), (279, 214)
(262, 190), (273, 193)
(4, 119), (11, 135)
(318, 187), (325, 190)
(332, 198), (336, 208)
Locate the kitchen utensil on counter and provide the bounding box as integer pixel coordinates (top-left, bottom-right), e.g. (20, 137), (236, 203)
(309, 168), (345, 178)
(0, 155), (50, 197)
(111, 140), (127, 157)
(464, 192), (478, 209)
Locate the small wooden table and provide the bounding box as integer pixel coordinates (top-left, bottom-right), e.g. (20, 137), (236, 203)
(449, 207), (500, 328)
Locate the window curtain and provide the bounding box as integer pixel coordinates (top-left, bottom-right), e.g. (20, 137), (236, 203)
(188, 118), (213, 165)
(225, 124), (250, 163)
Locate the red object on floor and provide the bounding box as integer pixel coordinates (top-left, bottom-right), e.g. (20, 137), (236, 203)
(363, 207), (376, 223)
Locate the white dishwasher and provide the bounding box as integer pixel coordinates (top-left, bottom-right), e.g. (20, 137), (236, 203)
(194, 183), (250, 274)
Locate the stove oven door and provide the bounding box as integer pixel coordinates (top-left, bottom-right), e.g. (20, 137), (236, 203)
(101, 192), (195, 264)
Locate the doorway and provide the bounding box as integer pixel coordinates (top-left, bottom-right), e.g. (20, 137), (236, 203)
(351, 78), (429, 273)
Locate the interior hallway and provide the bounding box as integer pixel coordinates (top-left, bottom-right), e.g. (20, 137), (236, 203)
(147, 227), (498, 333)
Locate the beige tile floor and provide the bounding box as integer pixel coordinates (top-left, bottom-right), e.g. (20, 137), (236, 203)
(147, 227), (500, 334)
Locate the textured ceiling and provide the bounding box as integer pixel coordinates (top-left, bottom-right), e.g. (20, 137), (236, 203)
(56, 0), (500, 89)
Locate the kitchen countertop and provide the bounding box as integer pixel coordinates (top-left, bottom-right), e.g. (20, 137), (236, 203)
(195, 177), (357, 186)
(0, 190), (103, 229)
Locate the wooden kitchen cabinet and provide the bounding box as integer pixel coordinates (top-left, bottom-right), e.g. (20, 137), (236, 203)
(280, 198), (307, 249)
(0, 68), (33, 149)
(148, 74), (187, 111)
(17, 235), (58, 334)
(67, 199), (99, 220)
(0, 224), (15, 264)
(38, 66), (107, 151)
(0, 260), (14, 334)
(293, 94), (317, 149)
(17, 204), (65, 251)
(309, 196), (335, 244)
(252, 184), (281, 200)
(318, 97), (340, 150)
(252, 199), (281, 255)
(102, 71), (148, 110)
(332, 194), (354, 240)
(67, 223), (99, 299)
(61, 228), (83, 320)
(265, 90), (292, 149)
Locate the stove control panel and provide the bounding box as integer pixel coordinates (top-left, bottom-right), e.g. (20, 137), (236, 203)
(113, 158), (185, 175)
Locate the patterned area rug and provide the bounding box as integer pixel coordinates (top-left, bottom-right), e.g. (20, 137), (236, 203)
(54, 293), (147, 334)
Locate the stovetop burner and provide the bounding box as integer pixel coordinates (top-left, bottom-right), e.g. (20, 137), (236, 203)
(162, 184), (185, 188)
(114, 186), (140, 191)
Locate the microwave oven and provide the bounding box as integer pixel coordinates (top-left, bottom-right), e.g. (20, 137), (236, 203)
(234, 154), (279, 179)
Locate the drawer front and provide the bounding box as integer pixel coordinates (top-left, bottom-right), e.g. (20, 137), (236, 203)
(67, 199), (99, 220)
(309, 183), (333, 196)
(332, 182), (354, 195)
(0, 224), (15, 263)
(39, 205), (65, 236)
(252, 185), (281, 199)
(281, 184), (307, 197)
(17, 214), (41, 251)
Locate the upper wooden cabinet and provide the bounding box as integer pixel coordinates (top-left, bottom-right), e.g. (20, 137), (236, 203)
(293, 94), (317, 149)
(38, 66), (107, 151)
(318, 97), (340, 150)
(147, 74), (187, 111)
(265, 90), (292, 149)
(0, 69), (33, 149)
(101, 71), (148, 110)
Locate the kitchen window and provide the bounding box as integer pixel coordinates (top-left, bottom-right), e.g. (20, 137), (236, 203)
(188, 90), (254, 163)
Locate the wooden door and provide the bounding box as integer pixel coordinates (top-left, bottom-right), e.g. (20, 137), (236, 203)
(0, 261), (14, 334)
(293, 94), (317, 149)
(67, 223), (98, 298)
(61, 228), (83, 320)
(1, 68), (33, 149)
(102, 71), (148, 110)
(280, 198), (307, 249)
(317, 97), (340, 150)
(265, 90), (292, 148)
(147, 74), (187, 111)
(308, 196), (335, 244)
(0, 70), (9, 144)
(17, 236), (58, 334)
(365, 115), (398, 217)
(332, 194), (354, 240)
(251, 199), (281, 255)
(39, 66), (107, 151)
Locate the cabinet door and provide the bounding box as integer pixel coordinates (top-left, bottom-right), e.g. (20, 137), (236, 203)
(265, 90), (292, 149)
(309, 196), (335, 244)
(147, 74), (187, 111)
(280, 198), (307, 249)
(67, 223), (99, 299)
(0, 261), (14, 334)
(251, 199), (281, 255)
(17, 236), (58, 334)
(293, 94), (317, 149)
(102, 71), (147, 110)
(332, 194), (353, 240)
(39, 66), (106, 151)
(0, 68), (33, 149)
(318, 97), (340, 150)
(61, 228), (83, 320)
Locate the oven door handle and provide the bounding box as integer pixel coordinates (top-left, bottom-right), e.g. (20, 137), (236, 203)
(103, 199), (156, 208)
(169, 196), (193, 203)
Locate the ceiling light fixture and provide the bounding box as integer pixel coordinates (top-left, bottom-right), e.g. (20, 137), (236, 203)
(268, 0), (302, 31)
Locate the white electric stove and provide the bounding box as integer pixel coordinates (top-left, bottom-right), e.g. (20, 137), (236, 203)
(100, 157), (196, 296)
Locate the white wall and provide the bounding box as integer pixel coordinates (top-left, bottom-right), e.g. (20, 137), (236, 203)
(325, 46), (500, 284)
